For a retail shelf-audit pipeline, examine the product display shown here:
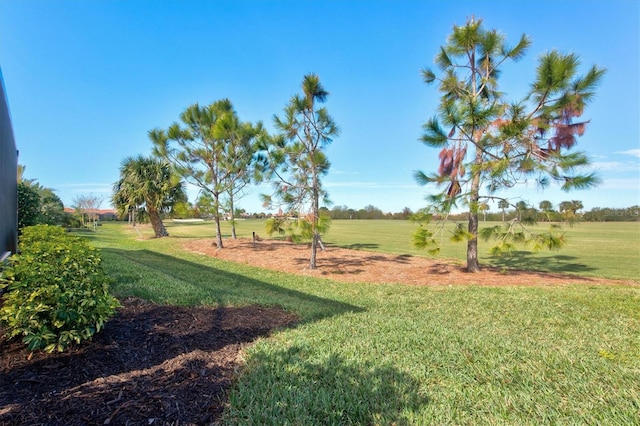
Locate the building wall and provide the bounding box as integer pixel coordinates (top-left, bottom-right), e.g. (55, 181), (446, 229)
(0, 69), (18, 256)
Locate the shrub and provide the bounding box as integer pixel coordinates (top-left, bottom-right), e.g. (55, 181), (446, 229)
(0, 225), (120, 352)
(17, 182), (41, 231)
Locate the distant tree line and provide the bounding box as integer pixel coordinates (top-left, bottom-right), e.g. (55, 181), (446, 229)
(324, 205), (413, 220)
(165, 201), (639, 223)
(581, 206), (639, 222)
(325, 202), (639, 222)
(430, 202), (639, 223)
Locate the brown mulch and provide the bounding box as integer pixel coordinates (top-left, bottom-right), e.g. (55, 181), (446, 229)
(0, 297), (298, 425)
(1, 237), (635, 426)
(182, 237), (635, 287)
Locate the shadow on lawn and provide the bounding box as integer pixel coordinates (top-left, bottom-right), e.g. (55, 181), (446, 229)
(101, 248), (362, 322)
(339, 242), (381, 251)
(224, 345), (428, 424)
(488, 251), (598, 275)
(0, 299), (298, 425)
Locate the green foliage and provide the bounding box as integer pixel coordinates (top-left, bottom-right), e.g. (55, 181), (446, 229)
(479, 219), (567, 256)
(411, 227), (440, 254)
(262, 74), (340, 268)
(265, 216), (289, 237)
(583, 206), (640, 222)
(17, 182), (41, 231)
(17, 165), (67, 227)
(0, 225), (119, 352)
(450, 223), (472, 242)
(170, 201), (197, 219)
(415, 17), (604, 269)
(265, 74), (339, 212)
(265, 213), (332, 244)
(298, 213), (331, 239)
(150, 99), (264, 247)
(34, 187), (65, 225)
(411, 210), (443, 254)
(113, 155), (186, 237)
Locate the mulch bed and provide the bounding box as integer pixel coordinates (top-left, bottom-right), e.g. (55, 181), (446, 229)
(0, 297), (298, 425)
(182, 237), (634, 287)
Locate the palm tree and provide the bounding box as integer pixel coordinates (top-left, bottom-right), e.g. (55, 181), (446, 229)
(113, 156), (186, 238)
(515, 201), (529, 222)
(479, 202), (489, 222)
(498, 199), (510, 222)
(559, 200), (584, 222)
(539, 200), (554, 222)
(17, 164), (37, 186)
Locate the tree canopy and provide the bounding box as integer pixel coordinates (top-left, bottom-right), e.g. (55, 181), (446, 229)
(261, 74), (340, 269)
(151, 99), (263, 247)
(414, 17), (605, 271)
(16, 165), (67, 228)
(112, 155), (186, 238)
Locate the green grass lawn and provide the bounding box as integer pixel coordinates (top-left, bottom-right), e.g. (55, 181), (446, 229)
(88, 222), (639, 425)
(325, 220), (640, 281)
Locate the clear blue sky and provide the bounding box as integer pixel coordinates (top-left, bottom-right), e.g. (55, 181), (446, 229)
(1, 0), (638, 214)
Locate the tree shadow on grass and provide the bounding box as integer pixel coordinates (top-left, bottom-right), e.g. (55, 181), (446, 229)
(339, 243), (381, 251)
(225, 345), (428, 424)
(487, 251), (598, 276)
(102, 248), (362, 322)
(290, 251), (413, 276)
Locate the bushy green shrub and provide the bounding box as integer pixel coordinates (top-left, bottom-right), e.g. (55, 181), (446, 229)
(0, 225), (120, 352)
(17, 182), (41, 231)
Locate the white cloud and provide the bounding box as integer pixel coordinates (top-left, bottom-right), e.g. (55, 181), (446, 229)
(598, 177), (640, 191)
(615, 149), (640, 158)
(324, 181), (419, 189)
(590, 161), (640, 172)
(57, 183), (113, 194)
(331, 170), (359, 176)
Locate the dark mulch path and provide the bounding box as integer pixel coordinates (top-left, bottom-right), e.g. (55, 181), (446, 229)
(0, 297), (298, 425)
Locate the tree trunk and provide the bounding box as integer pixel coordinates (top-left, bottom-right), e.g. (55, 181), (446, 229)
(310, 231), (318, 269)
(467, 210), (480, 272)
(466, 149), (482, 273)
(229, 197), (237, 240)
(213, 193), (224, 248)
(309, 178), (319, 270)
(149, 210), (169, 238)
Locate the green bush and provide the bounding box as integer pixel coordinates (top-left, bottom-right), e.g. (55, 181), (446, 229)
(17, 182), (41, 231)
(0, 225), (120, 352)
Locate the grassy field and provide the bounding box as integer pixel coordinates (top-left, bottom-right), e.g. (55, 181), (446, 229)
(155, 219), (640, 280)
(86, 222), (639, 425)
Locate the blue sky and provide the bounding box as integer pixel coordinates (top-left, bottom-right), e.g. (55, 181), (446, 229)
(1, 0), (639, 214)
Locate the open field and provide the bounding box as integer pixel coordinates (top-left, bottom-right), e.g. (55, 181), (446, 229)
(158, 219), (640, 280)
(71, 222), (640, 424)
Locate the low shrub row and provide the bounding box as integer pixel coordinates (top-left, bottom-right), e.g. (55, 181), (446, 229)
(0, 225), (119, 352)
